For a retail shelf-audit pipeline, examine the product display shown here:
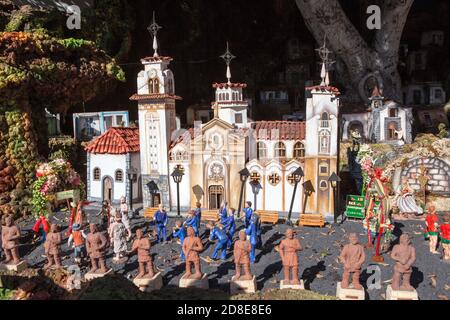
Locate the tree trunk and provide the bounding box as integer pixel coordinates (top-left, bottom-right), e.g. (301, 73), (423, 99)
(295, 0), (413, 102)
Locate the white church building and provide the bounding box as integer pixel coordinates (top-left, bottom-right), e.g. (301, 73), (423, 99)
(127, 16), (341, 221)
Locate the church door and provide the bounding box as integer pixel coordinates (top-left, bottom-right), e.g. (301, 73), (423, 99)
(151, 193), (161, 207)
(103, 177), (113, 202)
(209, 185), (224, 210)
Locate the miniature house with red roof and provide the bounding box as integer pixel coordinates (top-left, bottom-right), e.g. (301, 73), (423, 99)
(85, 127), (141, 204)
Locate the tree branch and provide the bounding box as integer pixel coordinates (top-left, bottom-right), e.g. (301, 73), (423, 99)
(374, 0), (414, 66)
(295, 0), (375, 79)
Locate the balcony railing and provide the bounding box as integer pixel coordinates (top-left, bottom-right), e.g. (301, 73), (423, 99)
(319, 120), (330, 128)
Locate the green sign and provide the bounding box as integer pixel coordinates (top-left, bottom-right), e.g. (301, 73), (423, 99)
(56, 189), (80, 202)
(344, 194), (366, 219)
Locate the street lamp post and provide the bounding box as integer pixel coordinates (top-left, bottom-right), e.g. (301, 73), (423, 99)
(237, 168), (250, 219)
(171, 166), (184, 217)
(287, 167), (304, 225)
(127, 167), (138, 213)
(249, 180), (262, 211)
(328, 172), (342, 224)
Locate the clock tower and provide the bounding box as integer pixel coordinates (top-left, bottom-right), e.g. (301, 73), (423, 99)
(130, 12), (181, 210)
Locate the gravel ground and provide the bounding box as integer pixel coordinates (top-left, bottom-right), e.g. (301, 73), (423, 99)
(10, 208), (450, 300)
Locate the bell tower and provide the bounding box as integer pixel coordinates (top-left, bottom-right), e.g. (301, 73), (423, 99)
(213, 43), (249, 128)
(131, 12), (181, 210)
(303, 39), (340, 221)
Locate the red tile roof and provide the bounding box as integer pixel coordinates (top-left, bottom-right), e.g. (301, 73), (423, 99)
(252, 121), (306, 140)
(141, 56), (173, 63)
(212, 82), (247, 89)
(129, 93), (182, 101)
(305, 85), (340, 95)
(371, 85), (383, 98)
(85, 127), (140, 154)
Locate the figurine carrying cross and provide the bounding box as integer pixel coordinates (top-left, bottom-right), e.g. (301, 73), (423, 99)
(220, 42), (236, 84)
(148, 11), (162, 57)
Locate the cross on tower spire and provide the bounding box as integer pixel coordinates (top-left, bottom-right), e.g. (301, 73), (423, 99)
(315, 36), (334, 86)
(220, 42), (235, 85)
(148, 11), (162, 57)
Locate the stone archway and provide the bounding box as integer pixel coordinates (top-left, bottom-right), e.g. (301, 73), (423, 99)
(402, 157), (450, 195)
(347, 120), (364, 141)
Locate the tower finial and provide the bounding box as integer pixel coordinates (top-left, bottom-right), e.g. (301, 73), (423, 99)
(315, 35), (334, 86)
(220, 42), (235, 85)
(148, 11), (162, 57)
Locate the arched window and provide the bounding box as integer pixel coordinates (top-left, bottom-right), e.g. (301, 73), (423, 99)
(225, 93), (230, 100)
(319, 180), (328, 191)
(93, 167), (101, 181)
(319, 130), (330, 154)
(320, 112), (329, 128)
(257, 142), (267, 160)
(149, 78), (159, 93)
(115, 169), (123, 182)
(387, 121), (398, 140)
(274, 142), (286, 158)
(293, 142), (305, 158)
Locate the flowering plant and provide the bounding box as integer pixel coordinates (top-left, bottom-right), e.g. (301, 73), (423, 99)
(31, 158), (84, 217)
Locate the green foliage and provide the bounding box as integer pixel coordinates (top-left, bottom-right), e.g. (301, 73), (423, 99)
(437, 123), (449, 139)
(48, 136), (78, 163)
(31, 176), (47, 217)
(57, 38), (93, 49)
(0, 288), (14, 300)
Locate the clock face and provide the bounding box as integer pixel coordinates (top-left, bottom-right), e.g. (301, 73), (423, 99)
(149, 69), (157, 78)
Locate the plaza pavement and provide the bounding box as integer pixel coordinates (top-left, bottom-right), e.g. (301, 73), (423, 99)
(14, 207), (450, 300)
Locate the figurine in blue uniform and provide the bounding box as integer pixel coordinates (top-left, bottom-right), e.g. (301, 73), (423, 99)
(153, 204), (168, 243)
(242, 201), (254, 228)
(194, 202), (202, 233)
(172, 220), (186, 261)
(219, 200), (228, 222)
(184, 210), (199, 237)
(223, 208), (236, 249)
(209, 222), (229, 260)
(246, 213), (261, 263)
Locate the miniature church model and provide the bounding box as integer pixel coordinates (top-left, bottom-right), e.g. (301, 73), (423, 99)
(129, 15), (340, 221)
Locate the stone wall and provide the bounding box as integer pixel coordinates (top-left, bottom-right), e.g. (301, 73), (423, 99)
(401, 157), (450, 195)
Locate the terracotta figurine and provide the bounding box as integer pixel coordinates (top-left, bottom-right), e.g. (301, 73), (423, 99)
(278, 228), (302, 285)
(424, 205), (439, 254)
(86, 223), (108, 273)
(390, 234), (416, 291)
(233, 230), (253, 280)
(182, 226), (204, 280)
(129, 228), (155, 278)
(44, 223), (62, 269)
(440, 213), (450, 262)
(1, 215), (21, 264)
(339, 233), (365, 289)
